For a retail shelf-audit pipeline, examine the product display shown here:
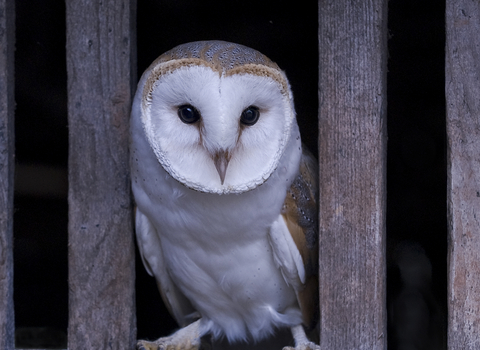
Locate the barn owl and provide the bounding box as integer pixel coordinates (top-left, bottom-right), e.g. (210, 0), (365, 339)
(131, 41), (319, 350)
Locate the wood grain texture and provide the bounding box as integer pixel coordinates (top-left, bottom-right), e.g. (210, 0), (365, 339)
(446, 1), (480, 349)
(66, 0), (137, 348)
(0, 0), (15, 348)
(318, 1), (388, 349)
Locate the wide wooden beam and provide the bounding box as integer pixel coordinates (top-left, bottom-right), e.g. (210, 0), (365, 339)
(66, 0), (137, 348)
(318, 1), (388, 349)
(446, 1), (480, 349)
(0, 0), (15, 348)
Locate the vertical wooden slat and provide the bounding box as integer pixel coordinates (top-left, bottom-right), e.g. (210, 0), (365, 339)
(0, 0), (15, 348)
(66, 0), (136, 348)
(446, 1), (480, 349)
(318, 1), (388, 349)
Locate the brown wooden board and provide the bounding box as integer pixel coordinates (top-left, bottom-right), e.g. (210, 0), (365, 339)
(65, 0), (137, 348)
(318, 1), (388, 349)
(0, 0), (15, 348)
(446, 1), (480, 349)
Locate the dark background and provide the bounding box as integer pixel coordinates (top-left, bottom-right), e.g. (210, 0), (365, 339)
(13, 0), (446, 348)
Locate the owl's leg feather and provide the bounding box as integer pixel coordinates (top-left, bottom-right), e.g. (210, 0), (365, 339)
(137, 319), (202, 350)
(282, 325), (320, 350)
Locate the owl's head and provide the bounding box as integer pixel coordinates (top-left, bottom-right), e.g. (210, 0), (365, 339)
(132, 41), (297, 194)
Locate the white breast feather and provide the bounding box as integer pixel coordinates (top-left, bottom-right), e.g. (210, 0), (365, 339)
(135, 208), (197, 327)
(268, 215), (306, 288)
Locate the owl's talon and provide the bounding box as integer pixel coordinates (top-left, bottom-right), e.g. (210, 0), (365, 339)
(136, 320), (201, 350)
(136, 340), (159, 350)
(137, 338), (200, 350)
(282, 342), (320, 350)
(287, 325), (320, 350)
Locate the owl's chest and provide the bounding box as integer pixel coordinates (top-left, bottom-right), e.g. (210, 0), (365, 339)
(153, 173), (299, 323)
(148, 170), (286, 245)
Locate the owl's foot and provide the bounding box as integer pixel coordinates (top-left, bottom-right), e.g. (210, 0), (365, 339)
(136, 339), (199, 350)
(282, 342), (320, 350)
(283, 325), (321, 350)
(137, 320), (202, 350)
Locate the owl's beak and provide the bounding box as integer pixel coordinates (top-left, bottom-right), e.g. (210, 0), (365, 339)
(213, 150), (231, 185)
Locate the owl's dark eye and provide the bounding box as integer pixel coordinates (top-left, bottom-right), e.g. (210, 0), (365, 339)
(178, 104), (201, 124)
(240, 106), (260, 126)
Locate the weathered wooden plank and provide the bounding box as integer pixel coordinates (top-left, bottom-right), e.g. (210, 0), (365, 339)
(446, 1), (480, 349)
(0, 0), (15, 349)
(318, 1), (388, 349)
(65, 0), (137, 348)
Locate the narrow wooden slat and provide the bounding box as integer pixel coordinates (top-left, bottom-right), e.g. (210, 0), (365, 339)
(0, 0), (15, 348)
(66, 0), (137, 348)
(318, 1), (388, 349)
(446, 1), (480, 349)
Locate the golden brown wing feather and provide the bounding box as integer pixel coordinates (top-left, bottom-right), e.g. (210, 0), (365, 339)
(281, 146), (319, 330)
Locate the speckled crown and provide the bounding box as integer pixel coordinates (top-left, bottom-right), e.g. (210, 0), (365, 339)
(151, 40), (280, 73)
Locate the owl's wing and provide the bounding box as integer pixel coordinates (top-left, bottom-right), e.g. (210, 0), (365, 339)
(135, 208), (197, 327)
(268, 146), (319, 329)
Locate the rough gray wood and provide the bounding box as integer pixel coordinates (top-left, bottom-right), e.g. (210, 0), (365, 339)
(0, 0), (15, 349)
(318, 1), (388, 349)
(66, 0), (137, 348)
(446, 1), (480, 349)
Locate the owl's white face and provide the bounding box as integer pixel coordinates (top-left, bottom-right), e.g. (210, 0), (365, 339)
(134, 41), (296, 194)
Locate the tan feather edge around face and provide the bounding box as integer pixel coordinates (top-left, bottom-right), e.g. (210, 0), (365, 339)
(142, 59), (290, 111)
